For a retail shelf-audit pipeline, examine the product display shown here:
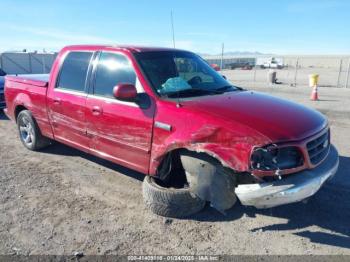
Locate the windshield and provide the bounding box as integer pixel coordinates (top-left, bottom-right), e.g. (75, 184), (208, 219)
(134, 51), (239, 98)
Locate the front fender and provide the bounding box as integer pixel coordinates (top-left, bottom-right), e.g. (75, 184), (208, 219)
(149, 123), (270, 175)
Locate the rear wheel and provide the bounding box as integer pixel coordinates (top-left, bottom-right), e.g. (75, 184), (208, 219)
(17, 110), (51, 151)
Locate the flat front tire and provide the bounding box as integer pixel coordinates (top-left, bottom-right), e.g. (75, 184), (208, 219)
(142, 176), (206, 218)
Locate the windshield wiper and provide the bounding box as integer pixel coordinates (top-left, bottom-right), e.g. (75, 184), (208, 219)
(209, 85), (242, 94)
(162, 85), (243, 98)
(164, 88), (212, 98)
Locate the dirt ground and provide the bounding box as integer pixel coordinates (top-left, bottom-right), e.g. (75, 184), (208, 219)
(0, 78), (350, 256)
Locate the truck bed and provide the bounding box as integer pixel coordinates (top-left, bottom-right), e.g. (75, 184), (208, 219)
(5, 74), (49, 87)
(4, 74), (53, 139)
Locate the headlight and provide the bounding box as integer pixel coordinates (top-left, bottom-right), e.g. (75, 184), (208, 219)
(251, 145), (304, 171)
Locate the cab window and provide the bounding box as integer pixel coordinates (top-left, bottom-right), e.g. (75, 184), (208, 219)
(93, 52), (136, 98)
(56, 51), (93, 92)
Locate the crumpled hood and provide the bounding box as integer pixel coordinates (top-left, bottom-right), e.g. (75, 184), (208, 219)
(181, 91), (327, 143)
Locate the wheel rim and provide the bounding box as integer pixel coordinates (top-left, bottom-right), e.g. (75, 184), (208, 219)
(19, 116), (34, 146)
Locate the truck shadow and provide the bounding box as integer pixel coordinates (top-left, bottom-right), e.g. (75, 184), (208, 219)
(193, 189), (350, 249)
(41, 142), (145, 182)
(41, 142), (350, 249)
(192, 155), (350, 249)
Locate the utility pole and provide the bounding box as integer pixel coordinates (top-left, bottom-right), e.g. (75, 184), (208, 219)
(337, 59), (343, 88)
(42, 55), (46, 73)
(346, 58), (350, 88)
(171, 10), (175, 48)
(293, 57), (299, 86)
(220, 43), (224, 70)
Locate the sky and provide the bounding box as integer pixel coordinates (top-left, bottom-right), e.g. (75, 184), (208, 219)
(0, 0), (349, 54)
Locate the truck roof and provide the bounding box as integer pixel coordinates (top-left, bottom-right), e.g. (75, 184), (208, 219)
(63, 45), (188, 53)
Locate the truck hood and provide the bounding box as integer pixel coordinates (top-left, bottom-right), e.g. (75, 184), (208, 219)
(181, 91), (327, 143)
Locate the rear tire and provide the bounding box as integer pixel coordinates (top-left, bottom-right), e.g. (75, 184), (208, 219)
(17, 110), (52, 151)
(142, 176), (206, 218)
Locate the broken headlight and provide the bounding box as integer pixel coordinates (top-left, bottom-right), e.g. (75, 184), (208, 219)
(251, 145), (304, 171)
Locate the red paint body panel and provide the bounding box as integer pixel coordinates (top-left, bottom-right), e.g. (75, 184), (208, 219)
(85, 95), (154, 174)
(47, 89), (90, 151)
(149, 99), (270, 174)
(180, 91), (327, 142)
(4, 44), (328, 179)
(4, 76), (54, 139)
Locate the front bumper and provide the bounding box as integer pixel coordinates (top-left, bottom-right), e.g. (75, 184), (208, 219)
(235, 145), (339, 209)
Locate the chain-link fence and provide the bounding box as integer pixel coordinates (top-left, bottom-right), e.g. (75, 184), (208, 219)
(1, 52), (349, 88)
(0, 52), (58, 74)
(204, 55), (350, 88)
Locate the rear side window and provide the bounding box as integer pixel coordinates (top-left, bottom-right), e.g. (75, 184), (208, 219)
(94, 52), (136, 98)
(56, 51), (93, 92)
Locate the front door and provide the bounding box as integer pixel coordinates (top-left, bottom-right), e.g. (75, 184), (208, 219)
(86, 52), (155, 173)
(47, 51), (93, 151)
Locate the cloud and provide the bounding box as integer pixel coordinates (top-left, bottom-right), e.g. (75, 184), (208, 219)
(2, 25), (117, 51)
(9, 25), (116, 43)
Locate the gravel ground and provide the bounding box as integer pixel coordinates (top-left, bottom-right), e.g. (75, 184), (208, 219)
(0, 80), (350, 255)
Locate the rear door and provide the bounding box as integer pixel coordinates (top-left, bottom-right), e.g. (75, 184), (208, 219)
(47, 51), (94, 151)
(86, 51), (155, 173)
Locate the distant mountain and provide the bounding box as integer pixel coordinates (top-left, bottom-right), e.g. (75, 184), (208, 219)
(225, 51), (264, 56)
(199, 51), (270, 56)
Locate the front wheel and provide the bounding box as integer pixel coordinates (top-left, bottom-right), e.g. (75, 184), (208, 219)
(17, 110), (51, 151)
(142, 176), (206, 218)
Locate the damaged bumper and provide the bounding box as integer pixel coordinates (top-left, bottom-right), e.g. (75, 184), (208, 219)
(235, 145), (339, 209)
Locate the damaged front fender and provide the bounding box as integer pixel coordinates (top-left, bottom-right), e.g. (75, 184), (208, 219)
(150, 122), (271, 176)
(180, 152), (237, 213)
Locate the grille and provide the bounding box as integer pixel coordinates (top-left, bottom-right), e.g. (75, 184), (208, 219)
(307, 130), (330, 165)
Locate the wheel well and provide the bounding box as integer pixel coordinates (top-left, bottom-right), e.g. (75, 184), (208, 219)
(156, 149), (258, 187)
(155, 148), (226, 188)
(156, 149), (187, 188)
(15, 105), (28, 122)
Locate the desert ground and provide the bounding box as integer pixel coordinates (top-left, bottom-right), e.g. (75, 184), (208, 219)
(0, 69), (349, 256)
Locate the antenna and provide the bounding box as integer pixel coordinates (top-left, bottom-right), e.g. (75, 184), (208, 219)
(171, 10), (176, 48)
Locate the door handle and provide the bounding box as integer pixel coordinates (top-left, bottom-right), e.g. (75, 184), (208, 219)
(92, 106), (103, 116)
(53, 98), (61, 105)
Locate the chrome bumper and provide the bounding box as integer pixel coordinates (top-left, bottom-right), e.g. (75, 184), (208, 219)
(235, 145), (339, 209)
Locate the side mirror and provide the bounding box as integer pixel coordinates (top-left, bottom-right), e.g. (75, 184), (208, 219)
(113, 84), (137, 101)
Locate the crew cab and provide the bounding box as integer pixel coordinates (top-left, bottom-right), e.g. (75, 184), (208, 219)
(4, 45), (339, 217)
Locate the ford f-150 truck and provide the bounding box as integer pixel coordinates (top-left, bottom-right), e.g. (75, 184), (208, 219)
(4, 45), (339, 217)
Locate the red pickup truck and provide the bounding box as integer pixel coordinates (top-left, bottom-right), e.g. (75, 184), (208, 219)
(4, 45), (339, 217)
